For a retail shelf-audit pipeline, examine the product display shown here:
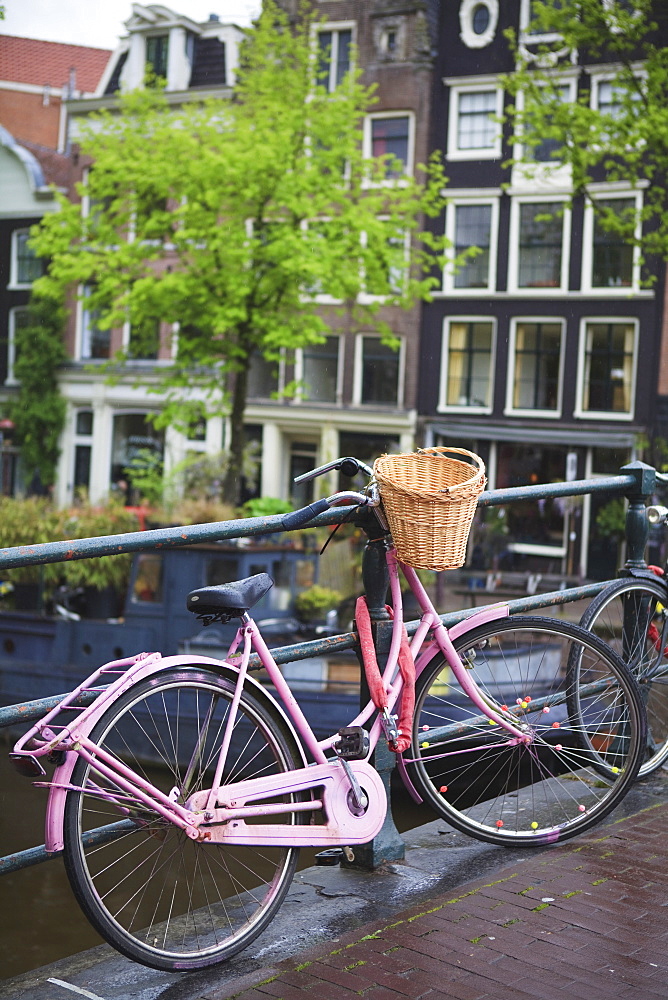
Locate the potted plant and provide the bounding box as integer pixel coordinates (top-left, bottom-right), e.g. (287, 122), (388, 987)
(294, 584), (342, 626)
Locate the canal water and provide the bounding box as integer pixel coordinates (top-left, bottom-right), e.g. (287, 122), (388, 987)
(0, 738), (435, 981)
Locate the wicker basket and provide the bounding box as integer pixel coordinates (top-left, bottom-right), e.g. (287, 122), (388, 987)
(373, 447), (486, 572)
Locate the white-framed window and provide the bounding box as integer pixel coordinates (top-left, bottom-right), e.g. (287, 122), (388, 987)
(508, 198), (570, 293)
(354, 334), (404, 406)
(364, 112), (414, 178)
(581, 191), (641, 292)
(575, 318), (638, 419)
(247, 351), (283, 400)
(438, 317), (495, 413)
(6, 307), (29, 385)
(519, 0), (562, 43)
(9, 229), (44, 288)
(78, 285), (112, 361)
(145, 33), (169, 79)
(73, 409), (94, 493)
(446, 80), (503, 160)
(444, 198), (499, 292)
(126, 318), (160, 361)
(459, 0), (499, 49)
(505, 318), (565, 417)
(316, 22), (354, 92)
(514, 76), (577, 164)
(295, 335), (342, 405)
(363, 223), (409, 298)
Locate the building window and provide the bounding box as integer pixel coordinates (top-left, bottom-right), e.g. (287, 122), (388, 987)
(80, 286), (111, 360)
(298, 336), (340, 404)
(364, 225), (408, 296)
(128, 318), (160, 360)
(593, 79), (625, 118)
(459, 0), (499, 48)
(357, 335), (402, 406)
(587, 197), (636, 289)
(521, 83), (573, 163)
(439, 319), (494, 411)
(317, 25), (353, 92)
(448, 85), (502, 159)
(507, 320), (564, 414)
(146, 34), (169, 80)
(449, 202), (495, 290)
(578, 320), (637, 417)
(7, 307), (29, 384)
(73, 410), (94, 493)
(367, 114), (412, 177)
(247, 352), (279, 399)
(514, 201), (567, 290)
(10, 229), (44, 287)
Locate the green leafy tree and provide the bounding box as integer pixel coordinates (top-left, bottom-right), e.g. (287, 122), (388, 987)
(504, 0), (668, 270)
(31, 0), (450, 504)
(12, 287), (67, 489)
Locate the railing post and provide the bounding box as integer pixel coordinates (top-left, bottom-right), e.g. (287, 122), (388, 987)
(346, 511), (405, 869)
(621, 461), (656, 571)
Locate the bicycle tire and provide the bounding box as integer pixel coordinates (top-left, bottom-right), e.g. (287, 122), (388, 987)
(63, 666), (303, 972)
(405, 616), (645, 847)
(577, 577), (668, 776)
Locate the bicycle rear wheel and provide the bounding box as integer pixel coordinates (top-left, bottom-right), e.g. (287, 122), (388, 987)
(63, 666), (303, 971)
(405, 617), (645, 846)
(577, 577), (668, 776)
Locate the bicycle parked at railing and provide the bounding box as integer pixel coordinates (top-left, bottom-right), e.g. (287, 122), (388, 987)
(578, 502), (668, 777)
(11, 450), (646, 972)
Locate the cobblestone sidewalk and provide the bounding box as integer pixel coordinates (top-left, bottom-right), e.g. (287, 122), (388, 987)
(216, 802), (668, 1000)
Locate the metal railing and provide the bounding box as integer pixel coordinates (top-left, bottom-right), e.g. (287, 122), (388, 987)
(0, 460), (659, 875)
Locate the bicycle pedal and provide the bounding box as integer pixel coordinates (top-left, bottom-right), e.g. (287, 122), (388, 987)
(334, 726), (369, 760)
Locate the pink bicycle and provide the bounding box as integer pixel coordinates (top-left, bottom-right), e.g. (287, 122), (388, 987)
(11, 456), (645, 971)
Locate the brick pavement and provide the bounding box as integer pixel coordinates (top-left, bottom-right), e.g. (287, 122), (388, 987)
(212, 802), (668, 1000)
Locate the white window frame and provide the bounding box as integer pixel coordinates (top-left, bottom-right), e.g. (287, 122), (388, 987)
(445, 78), (503, 161)
(459, 0), (499, 49)
(581, 189), (642, 294)
(504, 316), (565, 418)
(8, 228), (42, 289)
(507, 196), (571, 295)
(314, 21), (356, 92)
(519, 0), (563, 44)
(575, 316), (638, 421)
(443, 197), (499, 294)
(363, 111), (415, 179)
(294, 334), (343, 406)
(6, 306), (28, 385)
(353, 333), (405, 408)
(438, 316), (496, 414)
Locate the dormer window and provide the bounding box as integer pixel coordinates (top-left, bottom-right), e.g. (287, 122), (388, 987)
(146, 34), (169, 80)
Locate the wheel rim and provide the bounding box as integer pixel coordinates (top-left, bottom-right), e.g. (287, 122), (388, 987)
(64, 671), (299, 967)
(409, 620), (643, 845)
(580, 581), (668, 775)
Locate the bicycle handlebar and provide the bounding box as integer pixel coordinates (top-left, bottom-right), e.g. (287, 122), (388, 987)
(281, 490), (372, 530)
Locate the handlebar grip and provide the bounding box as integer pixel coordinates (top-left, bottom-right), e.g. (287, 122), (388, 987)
(281, 498), (331, 530)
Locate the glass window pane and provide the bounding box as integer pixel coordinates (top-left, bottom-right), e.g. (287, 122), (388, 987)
(518, 203), (563, 288)
(512, 322), (562, 410)
(247, 353), (278, 399)
(445, 321), (493, 407)
(454, 204), (492, 288)
(457, 90), (497, 150)
(582, 322), (635, 413)
(302, 336), (338, 402)
(361, 337), (400, 404)
(371, 116), (410, 176)
(15, 230), (44, 284)
(592, 199), (634, 287)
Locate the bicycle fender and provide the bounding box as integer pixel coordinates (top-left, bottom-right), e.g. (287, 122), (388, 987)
(43, 654), (307, 853)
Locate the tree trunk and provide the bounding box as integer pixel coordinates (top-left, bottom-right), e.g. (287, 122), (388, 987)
(222, 361), (249, 507)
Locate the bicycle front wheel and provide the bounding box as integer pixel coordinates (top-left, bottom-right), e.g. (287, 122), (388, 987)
(405, 617), (645, 847)
(63, 666), (303, 971)
(578, 577), (668, 776)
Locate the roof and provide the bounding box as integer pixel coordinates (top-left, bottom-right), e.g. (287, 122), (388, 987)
(0, 35), (111, 93)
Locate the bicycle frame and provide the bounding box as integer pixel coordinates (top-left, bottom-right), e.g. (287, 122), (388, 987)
(13, 544), (518, 855)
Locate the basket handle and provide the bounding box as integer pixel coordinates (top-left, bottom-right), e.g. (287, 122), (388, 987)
(417, 447), (486, 493)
